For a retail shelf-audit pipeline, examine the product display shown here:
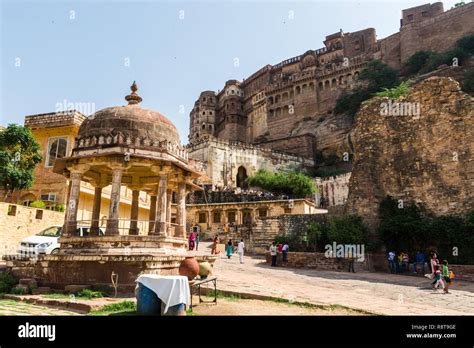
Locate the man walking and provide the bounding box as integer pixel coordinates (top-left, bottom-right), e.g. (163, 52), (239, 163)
(388, 251), (396, 273)
(237, 239), (245, 264)
(270, 242), (277, 267)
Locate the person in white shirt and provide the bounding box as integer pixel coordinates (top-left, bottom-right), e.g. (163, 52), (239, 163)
(237, 239), (245, 264)
(282, 242), (289, 263)
(270, 242), (278, 267)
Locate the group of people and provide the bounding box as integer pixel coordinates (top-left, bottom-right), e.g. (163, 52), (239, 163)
(387, 250), (427, 274)
(210, 235), (245, 264)
(269, 242), (289, 267)
(388, 250), (454, 294)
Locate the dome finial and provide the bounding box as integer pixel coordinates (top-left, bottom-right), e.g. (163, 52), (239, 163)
(125, 81), (143, 105)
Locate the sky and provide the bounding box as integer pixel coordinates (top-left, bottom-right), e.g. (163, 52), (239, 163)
(0, 0), (460, 142)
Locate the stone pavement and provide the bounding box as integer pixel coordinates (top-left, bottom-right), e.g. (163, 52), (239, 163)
(0, 299), (80, 316)
(209, 248), (474, 315)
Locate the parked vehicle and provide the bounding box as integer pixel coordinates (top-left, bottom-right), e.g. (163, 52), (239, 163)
(18, 225), (104, 257)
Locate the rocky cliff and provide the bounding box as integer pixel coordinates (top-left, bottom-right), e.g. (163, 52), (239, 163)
(346, 77), (473, 228)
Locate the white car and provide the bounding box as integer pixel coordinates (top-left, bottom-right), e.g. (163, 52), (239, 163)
(18, 225), (104, 257)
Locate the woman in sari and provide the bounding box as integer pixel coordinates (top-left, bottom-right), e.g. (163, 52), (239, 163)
(226, 239), (233, 259)
(188, 231), (196, 251)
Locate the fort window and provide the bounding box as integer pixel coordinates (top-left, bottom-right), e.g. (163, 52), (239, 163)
(346, 74), (352, 82)
(242, 211), (252, 225)
(290, 90), (294, 98)
(275, 95), (280, 103)
(35, 209), (43, 220)
(421, 11), (428, 17)
(309, 82), (315, 91)
(208, 125), (212, 130)
(46, 136), (68, 167)
(282, 92), (288, 101)
(236, 166), (248, 189)
(258, 209), (268, 217)
(7, 205), (17, 216)
(269, 110), (274, 118)
(213, 211), (221, 223)
(198, 212), (207, 223)
(354, 71), (359, 79)
(339, 76), (344, 85)
(275, 108), (281, 117)
(302, 84), (307, 92)
(202, 124), (206, 129)
(324, 80), (330, 89)
(331, 79), (337, 89)
(318, 82), (323, 91)
(407, 14), (414, 21)
(284, 208), (292, 214)
(227, 211), (236, 223)
(296, 86), (301, 94)
(268, 96), (274, 104)
(283, 105), (289, 115)
(202, 111), (206, 115)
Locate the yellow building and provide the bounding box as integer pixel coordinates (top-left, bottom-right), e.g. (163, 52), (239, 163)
(186, 198), (325, 234)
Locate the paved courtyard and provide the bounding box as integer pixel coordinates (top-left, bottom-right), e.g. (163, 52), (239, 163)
(0, 299), (80, 316)
(209, 248), (474, 315)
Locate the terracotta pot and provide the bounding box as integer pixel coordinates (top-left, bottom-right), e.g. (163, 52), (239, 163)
(198, 261), (213, 278)
(179, 257), (200, 280)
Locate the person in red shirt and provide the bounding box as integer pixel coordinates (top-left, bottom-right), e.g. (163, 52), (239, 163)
(277, 243), (283, 253)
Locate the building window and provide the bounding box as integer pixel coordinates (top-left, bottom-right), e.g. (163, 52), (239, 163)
(46, 137), (68, 167)
(35, 209), (43, 220)
(8, 205), (17, 216)
(40, 193), (57, 202)
(258, 210), (268, 217)
(407, 14), (414, 21)
(213, 211), (221, 223)
(198, 212), (207, 223)
(227, 211), (236, 223)
(284, 208), (292, 214)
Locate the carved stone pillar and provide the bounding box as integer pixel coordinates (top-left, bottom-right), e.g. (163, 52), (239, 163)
(91, 186), (103, 235)
(106, 167), (123, 235)
(176, 181), (186, 238)
(63, 164), (89, 237)
(166, 189), (172, 236)
(154, 175), (168, 236)
(148, 193), (157, 234)
(129, 189), (140, 235)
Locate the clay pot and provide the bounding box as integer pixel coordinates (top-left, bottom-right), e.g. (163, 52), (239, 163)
(179, 257), (200, 280)
(198, 261), (213, 279)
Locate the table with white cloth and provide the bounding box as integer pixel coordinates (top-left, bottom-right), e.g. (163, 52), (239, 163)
(135, 274), (191, 314)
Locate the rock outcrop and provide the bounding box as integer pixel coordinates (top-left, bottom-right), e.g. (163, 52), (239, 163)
(346, 77), (473, 228)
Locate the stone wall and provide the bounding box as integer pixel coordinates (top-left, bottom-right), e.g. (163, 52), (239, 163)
(346, 77), (474, 229)
(0, 203), (65, 257)
(237, 214), (328, 254)
(264, 251), (474, 281)
(314, 172), (351, 207)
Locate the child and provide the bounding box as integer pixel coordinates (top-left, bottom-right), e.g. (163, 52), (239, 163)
(433, 258), (445, 291)
(442, 260), (451, 294)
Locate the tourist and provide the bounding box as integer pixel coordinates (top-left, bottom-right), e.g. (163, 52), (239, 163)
(348, 249), (355, 273)
(397, 252), (404, 272)
(270, 242), (277, 267)
(429, 252), (439, 288)
(211, 235), (218, 254)
(282, 242), (289, 263)
(226, 239), (233, 259)
(237, 239), (245, 264)
(415, 251), (425, 274)
(402, 252), (409, 273)
(196, 233), (200, 251)
(277, 242), (283, 254)
(388, 251), (396, 273)
(441, 260), (451, 294)
(188, 231), (196, 251)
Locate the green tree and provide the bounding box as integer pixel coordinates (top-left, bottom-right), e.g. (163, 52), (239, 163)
(246, 169), (316, 197)
(326, 214), (368, 245)
(334, 60), (398, 119)
(0, 124), (43, 201)
(462, 67), (474, 94)
(307, 222), (324, 251)
(402, 50), (435, 76)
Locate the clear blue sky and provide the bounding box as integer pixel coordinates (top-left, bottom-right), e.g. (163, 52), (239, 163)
(0, 0), (458, 142)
